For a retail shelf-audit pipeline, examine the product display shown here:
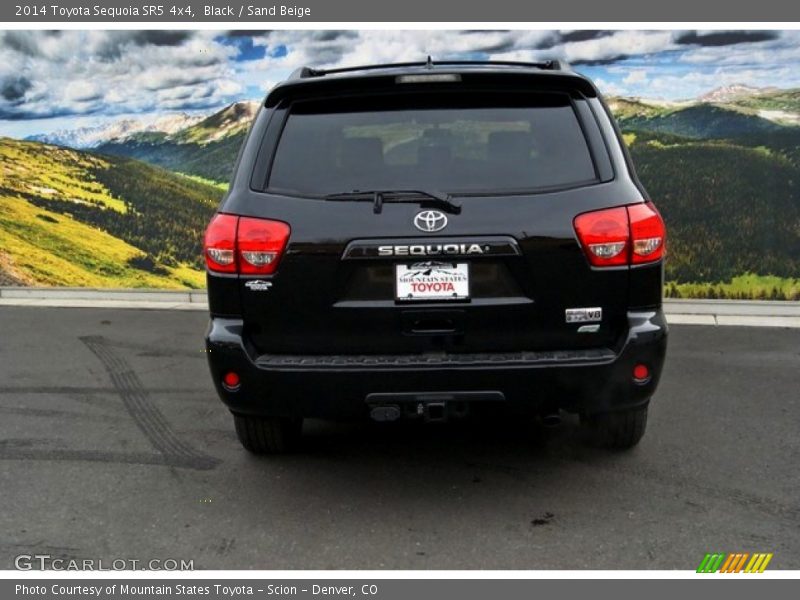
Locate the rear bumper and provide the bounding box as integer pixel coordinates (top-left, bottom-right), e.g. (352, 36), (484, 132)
(206, 310), (667, 419)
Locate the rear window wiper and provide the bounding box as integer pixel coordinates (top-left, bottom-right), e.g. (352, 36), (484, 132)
(323, 190), (461, 215)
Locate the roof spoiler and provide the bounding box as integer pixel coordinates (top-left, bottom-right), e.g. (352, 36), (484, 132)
(269, 59), (593, 108)
(288, 57), (573, 80)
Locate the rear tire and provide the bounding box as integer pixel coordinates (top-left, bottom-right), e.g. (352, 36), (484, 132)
(583, 405), (648, 450)
(233, 414), (303, 454)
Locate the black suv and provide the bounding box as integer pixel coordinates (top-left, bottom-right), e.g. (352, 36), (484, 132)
(204, 60), (667, 453)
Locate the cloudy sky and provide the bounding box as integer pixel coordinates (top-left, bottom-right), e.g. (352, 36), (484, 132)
(1, 29), (799, 137)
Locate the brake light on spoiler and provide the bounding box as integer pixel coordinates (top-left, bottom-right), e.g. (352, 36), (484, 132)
(573, 202), (666, 267)
(204, 214), (290, 274)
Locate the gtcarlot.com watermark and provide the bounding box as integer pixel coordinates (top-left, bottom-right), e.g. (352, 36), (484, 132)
(14, 554), (193, 571)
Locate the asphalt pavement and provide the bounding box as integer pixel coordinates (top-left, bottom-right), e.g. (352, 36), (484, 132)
(0, 306), (798, 570)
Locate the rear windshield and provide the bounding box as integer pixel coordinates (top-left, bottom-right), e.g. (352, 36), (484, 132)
(267, 92), (598, 196)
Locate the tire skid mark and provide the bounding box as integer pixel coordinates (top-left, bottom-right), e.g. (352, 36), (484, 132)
(95, 338), (204, 359)
(0, 448), (206, 469)
(80, 335), (218, 470)
(0, 386), (211, 397)
(0, 405), (119, 422)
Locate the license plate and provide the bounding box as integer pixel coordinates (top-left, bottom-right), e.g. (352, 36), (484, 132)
(395, 261), (470, 301)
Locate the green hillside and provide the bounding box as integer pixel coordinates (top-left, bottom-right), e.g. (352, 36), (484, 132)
(726, 88), (800, 114)
(628, 132), (800, 289)
(607, 93), (800, 298)
(0, 138), (221, 288)
(617, 104), (786, 139)
(98, 101), (257, 183)
(98, 133), (246, 183)
(606, 98), (669, 120)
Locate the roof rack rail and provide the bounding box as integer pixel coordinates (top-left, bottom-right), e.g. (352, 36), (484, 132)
(289, 58), (571, 80)
(288, 66), (320, 80)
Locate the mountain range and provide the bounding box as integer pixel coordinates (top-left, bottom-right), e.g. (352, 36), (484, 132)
(93, 101), (259, 182)
(96, 86), (796, 193)
(25, 84), (800, 146)
(28, 85), (799, 184)
(26, 112), (207, 149)
(608, 85), (800, 131)
(697, 84), (777, 103)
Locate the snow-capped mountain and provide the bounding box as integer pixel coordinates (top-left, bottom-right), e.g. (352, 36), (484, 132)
(171, 101), (260, 144)
(26, 112), (207, 148)
(698, 84), (775, 103)
(206, 100), (260, 140)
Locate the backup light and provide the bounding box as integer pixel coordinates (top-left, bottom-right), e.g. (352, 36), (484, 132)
(588, 242), (626, 260)
(241, 251), (276, 268)
(633, 237), (662, 256)
(207, 248), (234, 266)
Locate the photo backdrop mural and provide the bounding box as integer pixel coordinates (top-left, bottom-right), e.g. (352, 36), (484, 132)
(1, 30), (799, 298)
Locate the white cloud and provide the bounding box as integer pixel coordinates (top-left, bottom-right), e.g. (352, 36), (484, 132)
(1, 29), (799, 127)
(623, 69), (649, 85)
(561, 31), (674, 64)
(592, 77), (625, 96)
(0, 31), (240, 119)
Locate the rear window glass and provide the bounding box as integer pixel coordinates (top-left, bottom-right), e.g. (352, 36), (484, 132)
(268, 93), (598, 196)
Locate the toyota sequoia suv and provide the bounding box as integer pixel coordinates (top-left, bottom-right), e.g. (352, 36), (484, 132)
(204, 60), (668, 454)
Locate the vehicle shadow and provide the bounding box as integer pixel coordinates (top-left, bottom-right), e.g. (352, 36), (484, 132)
(231, 415), (632, 495)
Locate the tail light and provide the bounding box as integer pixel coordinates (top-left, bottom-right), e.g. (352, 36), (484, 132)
(237, 217), (291, 274)
(628, 203), (666, 264)
(573, 202), (665, 267)
(204, 214), (238, 273)
(204, 214), (290, 275)
(572, 206), (629, 267)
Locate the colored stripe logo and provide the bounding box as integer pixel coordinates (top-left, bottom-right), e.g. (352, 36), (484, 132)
(697, 553), (773, 573)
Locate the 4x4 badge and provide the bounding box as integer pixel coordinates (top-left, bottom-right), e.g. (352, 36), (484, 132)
(414, 210), (448, 232)
(245, 280), (273, 292)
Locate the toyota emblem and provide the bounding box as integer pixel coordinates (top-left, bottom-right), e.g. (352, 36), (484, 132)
(414, 210), (448, 233)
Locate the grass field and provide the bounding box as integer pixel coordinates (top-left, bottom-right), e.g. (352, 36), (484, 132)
(0, 196), (204, 288)
(1, 138), (212, 288)
(666, 274), (800, 301)
(176, 172), (229, 191)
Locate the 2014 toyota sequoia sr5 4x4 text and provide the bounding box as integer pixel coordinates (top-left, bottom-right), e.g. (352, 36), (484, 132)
(204, 59), (668, 454)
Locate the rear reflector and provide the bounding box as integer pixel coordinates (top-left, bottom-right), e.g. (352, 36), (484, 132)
(573, 202), (665, 267)
(633, 364), (650, 382)
(222, 371), (240, 391)
(204, 214), (290, 275)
